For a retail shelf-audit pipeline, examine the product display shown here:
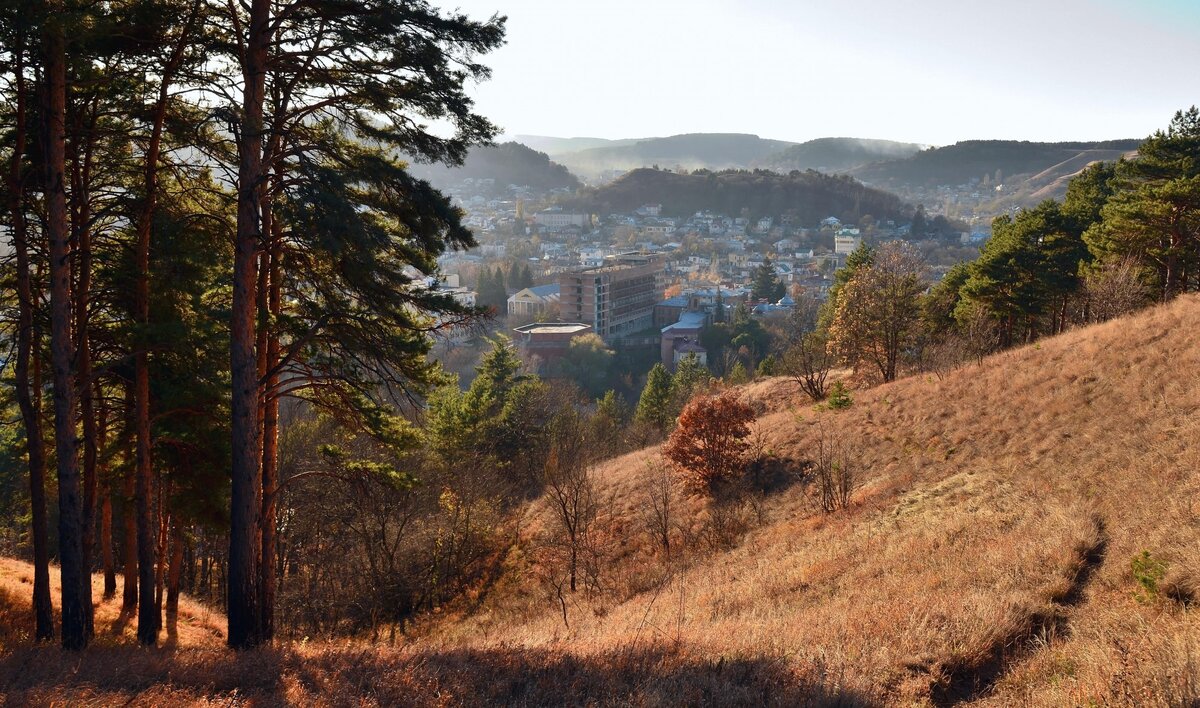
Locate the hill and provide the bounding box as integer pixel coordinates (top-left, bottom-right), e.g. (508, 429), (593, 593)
(561, 167), (912, 224)
(431, 294), (1200, 705)
(512, 135), (641, 155)
(761, 137), (924, 173)
(3, 297), (1198, 705)
(552, 133), (798, 177)
(854, 139), (1141, 190)
(406, 141), (581, 194)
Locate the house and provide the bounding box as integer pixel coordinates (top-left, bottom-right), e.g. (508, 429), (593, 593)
(507, 284), (561, 318)
(654, 295), (691, 328)
(660, 310), (709, 371)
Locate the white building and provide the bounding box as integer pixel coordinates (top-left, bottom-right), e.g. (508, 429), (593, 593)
(834, 234), (862, 255)
(507, 284), (561, 318)
(535, 207), (589, 229)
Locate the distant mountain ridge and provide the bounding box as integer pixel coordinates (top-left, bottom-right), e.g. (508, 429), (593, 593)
(761, 137), (925, 173)
(853, 139), (1141, 187)
(511, 135), (641, 155)
(561, 167), (911, 225)
(406, 142), (581, 194)
(547, 133), (798, 177)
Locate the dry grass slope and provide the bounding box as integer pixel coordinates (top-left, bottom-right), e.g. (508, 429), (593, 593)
(2, 295), (1199, 706)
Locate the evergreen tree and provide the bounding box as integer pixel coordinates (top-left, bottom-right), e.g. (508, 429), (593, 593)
(1086, 107), (1200, 299)
(726, 361), (750, 385)
(751, 256), (786, 302)
(590, 390), (629, 457)
(670, 354), (713, 414)
(910, 205), (928, 238)
(922, 262), (971, 337)
(819, 242), (875, 333)
(520, 263), (534, 289)
(756, 353), (779, 377)
(216, 0), (505, 648)
(635, 363), (674, 433)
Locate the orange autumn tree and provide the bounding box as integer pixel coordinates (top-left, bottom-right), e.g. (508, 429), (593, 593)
(663, 391), (756, 495)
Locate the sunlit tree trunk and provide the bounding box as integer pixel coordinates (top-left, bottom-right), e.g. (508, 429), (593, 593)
(228, 0), (270, 649)
(44, 0), (88, 649)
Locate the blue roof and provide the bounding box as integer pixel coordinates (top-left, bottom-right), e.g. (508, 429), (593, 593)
(658, 296), (690, 308)
(662, 310), (708, 333)
(527, 284), (560, 297)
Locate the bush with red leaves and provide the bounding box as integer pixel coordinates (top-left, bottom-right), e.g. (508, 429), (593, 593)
(662, 391), (756, 496)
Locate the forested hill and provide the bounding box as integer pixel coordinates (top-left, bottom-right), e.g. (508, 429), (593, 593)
(552, 133), (797, 176)
(560, 167), (912, 223)
(406, 141), (582, 193)
(760, 137), (923, 173)
(512, 134), (640, 155)
(854, 139), (1142, 187)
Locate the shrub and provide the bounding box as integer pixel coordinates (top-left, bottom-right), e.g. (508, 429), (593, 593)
(825, 381), (852, 410)
(663, 391), (757, 496)
(814, 432), (856, 513)
(1132, 550), (1168, 603)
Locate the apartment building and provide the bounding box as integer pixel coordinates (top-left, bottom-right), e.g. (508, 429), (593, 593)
(557, 253), (665, 342)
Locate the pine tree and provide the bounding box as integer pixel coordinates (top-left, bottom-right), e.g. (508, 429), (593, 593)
(670, 354), (712, 414)
(751, 256), (786, 302)
(635, 363), (674, 433)
(1086, 108), (1200, 299)
(215, 0), (505, 648)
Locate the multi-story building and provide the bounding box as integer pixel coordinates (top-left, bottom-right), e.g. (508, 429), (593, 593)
(835, 233), (862, 255)
(558, 253), (665, 342)
(534, 207), (589, 229)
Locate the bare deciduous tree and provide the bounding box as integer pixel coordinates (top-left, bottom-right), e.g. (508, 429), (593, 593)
(815, 432), (856, 513)
(542, 412), (601, 594)
(783, 332), (833, 401)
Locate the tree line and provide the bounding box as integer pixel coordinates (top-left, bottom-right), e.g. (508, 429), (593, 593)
(0, 0), (505, 649)
(784, 108), (1200, 394)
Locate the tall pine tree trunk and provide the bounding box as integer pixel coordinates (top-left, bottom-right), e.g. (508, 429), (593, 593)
(259, 235), (281, 641)
(99, 394), (115, 599)
(228, 0), (270, 649)
(44, 3), (88, 649)
(122, 385), (138, 612)
(7, 41), (54, 642)
(166, 521), (184, 626)
(70, 117), (98, 638)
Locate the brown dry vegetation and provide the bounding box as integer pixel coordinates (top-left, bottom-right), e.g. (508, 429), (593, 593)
(3, 295), (1200, 706)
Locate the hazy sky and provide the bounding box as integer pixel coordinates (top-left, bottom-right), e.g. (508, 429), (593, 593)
(447, 0), (1200, 146)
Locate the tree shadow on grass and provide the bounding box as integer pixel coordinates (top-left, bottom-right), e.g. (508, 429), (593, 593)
(0, 642), (872, 707)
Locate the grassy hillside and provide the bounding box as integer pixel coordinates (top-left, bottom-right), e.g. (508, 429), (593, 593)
(854, 139), (1140, 189)
(3, 297), (1198, 705)
(553, 133), (797, 177)
(761, 137), (924, 174)
(562, 167), (912, 224)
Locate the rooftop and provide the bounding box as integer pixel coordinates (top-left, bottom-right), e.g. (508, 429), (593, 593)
(527, 284), (561, 298)
(513, 323), (591, 336)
